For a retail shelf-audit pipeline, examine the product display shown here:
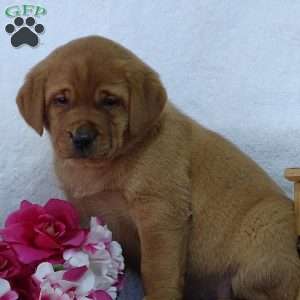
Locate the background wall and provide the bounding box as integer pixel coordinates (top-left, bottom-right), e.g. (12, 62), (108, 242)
(0, 0), (299, 245)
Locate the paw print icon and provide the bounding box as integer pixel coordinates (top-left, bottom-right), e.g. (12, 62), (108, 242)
(5, 17), (44, 47)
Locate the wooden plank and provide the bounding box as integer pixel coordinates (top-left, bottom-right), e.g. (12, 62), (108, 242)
(285, 168), (300, 236)
(295, 183), (300, 235)
(284, 168), (300, 182)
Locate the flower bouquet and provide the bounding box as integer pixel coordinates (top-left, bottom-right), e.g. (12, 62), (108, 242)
(0, 199), (125, 300)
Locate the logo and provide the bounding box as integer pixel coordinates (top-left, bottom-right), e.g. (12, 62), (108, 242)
(4, 5), (46, 48)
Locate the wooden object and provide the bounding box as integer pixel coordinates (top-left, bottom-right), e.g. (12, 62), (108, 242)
(285, 168), (300, 235)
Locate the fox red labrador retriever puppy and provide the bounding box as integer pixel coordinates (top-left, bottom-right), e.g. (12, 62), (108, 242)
(17, 36), (300, 300)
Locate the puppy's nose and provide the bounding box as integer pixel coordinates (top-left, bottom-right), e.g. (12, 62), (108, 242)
(72, 125), (98, 152)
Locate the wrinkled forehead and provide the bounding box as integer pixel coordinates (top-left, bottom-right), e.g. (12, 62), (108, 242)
(45, 55), (130, 100)
(47, 54), (128, 85)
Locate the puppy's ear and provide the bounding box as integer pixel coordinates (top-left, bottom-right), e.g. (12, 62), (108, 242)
(16, 68), (45, 136)
(128, 66), (167, 137)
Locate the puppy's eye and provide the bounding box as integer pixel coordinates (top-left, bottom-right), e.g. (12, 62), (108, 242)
(53, 95), (69, 106)
(101, 96), (121, 109)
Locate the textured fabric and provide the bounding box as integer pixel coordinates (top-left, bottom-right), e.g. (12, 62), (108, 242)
(1, 1), (300, 299)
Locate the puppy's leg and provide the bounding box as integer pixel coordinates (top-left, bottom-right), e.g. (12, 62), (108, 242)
(229, 197), (300, 300)
(232, 255), (300, 300)
(130, 197), (191, 300)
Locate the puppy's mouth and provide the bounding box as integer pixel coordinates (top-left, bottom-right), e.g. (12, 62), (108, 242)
(71, 147), (111, 159)
(72, 149), (95, 159)
(59, 145), (111, 161)
(54, 123), (122, 160)
(69, 139), (111, 160)
(68, 142), (112, 161)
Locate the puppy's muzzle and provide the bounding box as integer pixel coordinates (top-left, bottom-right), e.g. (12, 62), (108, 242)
(70, 124), (98, 154)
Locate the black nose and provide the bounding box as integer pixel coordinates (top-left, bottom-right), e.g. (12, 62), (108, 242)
(72, 125), (98, 152)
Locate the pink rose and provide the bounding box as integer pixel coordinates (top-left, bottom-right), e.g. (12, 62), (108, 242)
(0, 199), (86, 264)
(0, 243), (22, 279)
(10, 276), (39, 300)
(0, 242), (37, 299)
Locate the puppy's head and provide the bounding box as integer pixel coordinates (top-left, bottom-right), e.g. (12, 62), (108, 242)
(17, 36), (167, 160)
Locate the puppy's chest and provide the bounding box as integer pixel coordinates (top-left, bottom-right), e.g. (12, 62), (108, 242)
(62, 167), (131, 225)
(71, 188), (134, 231)
(61, 165), (113, 198)
(67, 186), (140, 265)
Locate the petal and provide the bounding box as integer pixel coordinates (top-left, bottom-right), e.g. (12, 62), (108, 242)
(1, 290), (19, 300)
(0, 223), (34, 244)
(109, 242), (122, 258)
(44, 199), (80, 229)
(34, 262), (55, 282)
(89, 247), (111, 262)
(34, 232), (61, 250)
(86, 224), (112, 245)
(105, 287), (117, 300)
(0, 279), (10, 297)
(93, 273), (115, 290)
(90, 217), (103, 228)
(20, 200), (35, 209)
(62, 230), (86, 247)
(46, 278), (75, 294)
(63, 249), (89, 268)
(40, 282), (73, 300)
(76, 270), (96, 295)
(12, 244), (55, 264)
(63, 266), (88, 282)
(5, 201), (44, 227)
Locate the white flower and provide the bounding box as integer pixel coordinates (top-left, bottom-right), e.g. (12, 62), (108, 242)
(38, 217), (125, 300)
(34, 262), (96, 299)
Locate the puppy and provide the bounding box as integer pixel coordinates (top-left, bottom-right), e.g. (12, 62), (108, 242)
(17, 36), (300, 300)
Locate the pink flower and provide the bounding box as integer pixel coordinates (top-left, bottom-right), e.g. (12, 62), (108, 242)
(0, 243), (38, 299)
(11, 275), (40, 300)
(34, 262), (98, 299)
(0, 243), (22, 279)
(0, 279), (18, 300)
(63, 217), (124, 299)
(0, 199), (86, 264)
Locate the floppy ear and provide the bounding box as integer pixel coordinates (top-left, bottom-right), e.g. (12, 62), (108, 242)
(16, 68), (45, 136)
(128, 67), (167, 137)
